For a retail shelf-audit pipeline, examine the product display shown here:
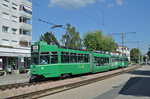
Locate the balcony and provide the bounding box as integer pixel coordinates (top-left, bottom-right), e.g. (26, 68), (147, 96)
(19, 0), (32, 7)
(19, 22), (32, 31)
(19, 3), (32, 19)
(19, 34), (32, 42)
(20, 11), (32, 19)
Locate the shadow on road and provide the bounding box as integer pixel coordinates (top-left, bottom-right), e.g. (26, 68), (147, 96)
(128, 70), (150, 76)
(119, 77), (150, 97)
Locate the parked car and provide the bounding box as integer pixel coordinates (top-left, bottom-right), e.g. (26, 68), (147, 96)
(0, 66), (2, 71)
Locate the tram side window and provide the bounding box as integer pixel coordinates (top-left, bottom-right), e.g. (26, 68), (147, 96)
(100, 57), (103, 65)
(61, 52), (69, 63)
(70, 53), (77, 63)
(124, 58), (128, 62)
(84, 54), (89, 63)
(100, 57), (109, 66)
(111, 57), (115, 62)
(40, 52), (49, 65)
(115, 57), (118, 62)
(94, 57), (99, 66)
(111, 57), (114, 62)
(120, 58), (123, 62)
(122, 58), (124, 61)
(124, 58), (126, 61)
(106, 58), (109, 63)
(98, 57), (101, 66)
(51, 52), (58, 64)
(78, 54), (84, 63)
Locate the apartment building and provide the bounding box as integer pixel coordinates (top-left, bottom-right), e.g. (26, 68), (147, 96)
(0, 0), (32, 70)
(116, 45), (130, 61)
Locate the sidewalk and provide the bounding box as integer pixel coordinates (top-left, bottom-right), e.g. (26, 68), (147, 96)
(0, 73), (30, 85)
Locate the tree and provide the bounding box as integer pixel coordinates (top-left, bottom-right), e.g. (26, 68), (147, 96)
(83, 30), (102, 50)
(101, 35), (115, 52)
(39, 32), (59, 46)
(83, 30), (115, 52)
(61, 23), (82, 48)
(147, 45), (150, 58)
(130, 48), (141, 62)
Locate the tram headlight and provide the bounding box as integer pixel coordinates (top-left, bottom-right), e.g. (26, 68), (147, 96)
(33, 69), (36, 72)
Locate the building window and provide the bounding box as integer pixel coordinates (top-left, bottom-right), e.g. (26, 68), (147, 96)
(12, 3), (18, 10)
(12, 28), (17, 34)
(2, 12), (9, 20)
(2, 26), (9, 33)
(12, 40), (17, 42)
(2, 39), (9, 45)
(3, 0), (9, 7)
(20, 5), (32, 15)
(12, 15), (18, 22)
(19, 41), (28, 47)
(2, 39), (9, 41)
(12, 40), (18, 45)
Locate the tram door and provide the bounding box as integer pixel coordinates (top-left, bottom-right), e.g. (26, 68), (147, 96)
(0, 58), (3, 70)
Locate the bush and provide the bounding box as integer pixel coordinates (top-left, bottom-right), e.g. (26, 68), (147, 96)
(19, 66), (25, 74)
(0, 71), (5, 76)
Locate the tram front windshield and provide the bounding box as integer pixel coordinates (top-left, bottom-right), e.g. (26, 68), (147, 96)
(31, 53), (39, 65)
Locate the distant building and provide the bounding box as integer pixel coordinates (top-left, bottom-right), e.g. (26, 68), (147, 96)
(0, 0), (32, 70)
(116, 45), (130, 60)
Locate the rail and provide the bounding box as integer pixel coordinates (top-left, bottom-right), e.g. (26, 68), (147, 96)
(5, 64), (141, 99)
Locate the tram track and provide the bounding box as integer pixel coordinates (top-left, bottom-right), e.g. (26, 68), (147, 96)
(0, 79), (54, 91)
(0, 64), (138, 91)
(5, 65), (141, 99)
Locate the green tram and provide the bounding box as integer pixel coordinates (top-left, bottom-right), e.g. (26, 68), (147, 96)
(30, 41), (129, 82)
(119, 57), (129, 68)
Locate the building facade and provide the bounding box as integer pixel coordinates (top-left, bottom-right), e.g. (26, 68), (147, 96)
(0, 0), (32, 70)
(116, 45), (130, 61)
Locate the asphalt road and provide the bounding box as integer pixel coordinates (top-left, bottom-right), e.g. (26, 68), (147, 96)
(40, 65), (150, 99)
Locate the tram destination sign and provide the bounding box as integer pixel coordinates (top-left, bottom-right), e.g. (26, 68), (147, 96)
(32, 45), (39, 51)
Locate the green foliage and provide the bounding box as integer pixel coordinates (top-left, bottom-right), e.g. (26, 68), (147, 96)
(61, 23), (82, 48)
(83, 30), (100, 50)
(40, 32), (59, 46)
(83, 30), (115, 52)
(0, 45), (13, 48)
(130, 48), (141, 61)
(147, 45), (150, 58)
(101, 35), (115, 52)
(19, 66), (25, 74)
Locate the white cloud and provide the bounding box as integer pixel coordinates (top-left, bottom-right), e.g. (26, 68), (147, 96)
(49, 0), (95, 8)
(107, 3), (114, 8)
(116, 0), (123, 6)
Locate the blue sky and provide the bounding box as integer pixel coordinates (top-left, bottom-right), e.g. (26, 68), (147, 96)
(32, 0), (150, 54)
